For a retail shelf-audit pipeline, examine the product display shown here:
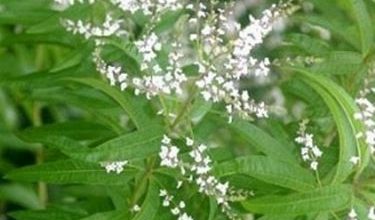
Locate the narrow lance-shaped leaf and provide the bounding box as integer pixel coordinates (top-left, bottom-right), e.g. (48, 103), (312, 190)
(346, 0), (373, 56)
(9, 209), (85, 220)
(229, 119), (297, 164)
(132, 181), (160, 220)
(290, 67), (369, 184)
(64, 77), (153, 130)
(75, 124), (164, 162)
(80, 211), (128, 220)
(6, 160), (137, 185)
(242, 184), (352, 215)
(214, 155), (316, 192)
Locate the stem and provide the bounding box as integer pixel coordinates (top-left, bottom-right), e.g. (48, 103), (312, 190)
(315, 170), (322, 187)
(330, 211), (340, 220)
(32, 104), (48, 208)
(130, 157), (156, 206)
(170, 88), (198, 130)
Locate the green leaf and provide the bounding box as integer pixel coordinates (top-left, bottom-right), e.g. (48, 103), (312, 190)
(154, 10), (184, 34)
(9, 209), (85, 220)
(0, 184), (42, 209)
(229, 120), (297, 164)
(6, 160), (136, 185)
(76, 124), (164, 162)
(302, 15), (360, 50)
(132, 181), (160, 220)
(214, 155), (316, 191)
(81, 211), (128, 220)
(346, 0), (373, 56)
(17, 134), (90, 160)
(18, 121), (115, 141)
(285, 33), (331, 56)
(291, 67), (369, 184)
(310, 51), (365, 75)
(242, 185), (352, 215)
(64, 78), (154, 130)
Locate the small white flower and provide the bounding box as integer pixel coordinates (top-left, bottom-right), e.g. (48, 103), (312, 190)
(171, 207), (180, 215)
(177, 181), (183, 189)
(131, 204), (141, 213)
(348, 208), (358, 220)
(369, 206), (375, 220)
(178, 213), (194, 220)
(350, 156), (360, 166)
(162, 135), (171, 144)
(295, 120), (322, 171)
(100, 161), (128, 174)
(186, 137), (194, 146)
(310, 161), (318, 171)
(159, 145), (180, 168)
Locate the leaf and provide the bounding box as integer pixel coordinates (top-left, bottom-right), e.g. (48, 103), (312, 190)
(229, 120), (297, 164)
(6, 160), (136, 185)
(214, 155), (316, 192)
(17, 134), (90, 160)
(64, 78), (153, 130)
(310, 51), (365, 75)
(76, 124), (164, 162)
(190, 96), (212, 124)
(132, 181), (160, 220)
(0, 32), (75, 47)
(346, 0), (373, 56)
(80, 211), (128, 220)
(0, 184), (42, 209)
(285, 33), (331, 56)
(9, 209), (85, 220)
(242, 185), (352, 215)
(18, 121), (115, 141)
(302, 15), (360, 50)
(290, 67), (370, 184)
(154, 10), (184, 34)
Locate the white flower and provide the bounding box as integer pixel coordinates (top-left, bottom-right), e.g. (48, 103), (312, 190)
(159, 145), (180, 168)
(350, 156), (360, 165)
(178, 213), (194, 220)
(131, 204), (141, 213)
(369, 207), (375, 220)
(63, 14), (124, 39)
(355, 90), (375, 155)
(171, 207), (180, 215)
(135, 32), (162, 64)
(162, 135), (171, 144)
(348, 208), (358, 220)
(295, 120), (322, 171)
(100, 161), (128, 174)
(186, 137), (194, 146)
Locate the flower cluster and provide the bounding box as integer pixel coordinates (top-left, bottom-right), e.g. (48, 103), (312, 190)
(53, 0), (96, 10)
(159, 135), (180, 169)
(355, 90), (375, 156)
(295, 120), (323, 171)
(160, 189), (193, 220)
(100, 160), (128, 174)
(159, 136), (245, 219)
(191, 2), (297, 122)
(94, 46), (187, 100)
(63, 14), (125, 40)
(59, 0), (296, 123)
(111, 0), (183, 15)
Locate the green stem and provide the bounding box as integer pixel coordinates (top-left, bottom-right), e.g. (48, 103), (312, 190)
(170, 88), (198, 130)
(32, 104), (48, 208)
(130, 157), (156, 206)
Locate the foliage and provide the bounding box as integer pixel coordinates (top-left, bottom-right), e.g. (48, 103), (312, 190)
(0, 0), (375, 219)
